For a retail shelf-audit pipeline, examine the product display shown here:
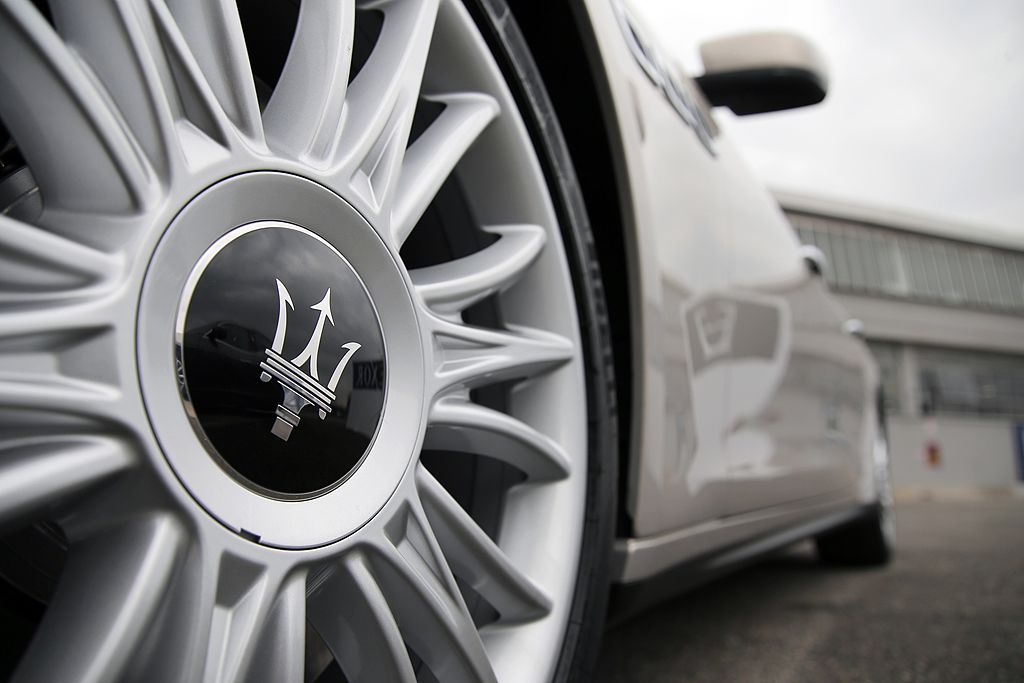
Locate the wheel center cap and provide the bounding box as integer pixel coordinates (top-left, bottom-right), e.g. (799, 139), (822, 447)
(138, 172), (424, 549)
(178, 222), (386, 499)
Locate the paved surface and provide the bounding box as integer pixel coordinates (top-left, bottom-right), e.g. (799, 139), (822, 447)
(596, 499), (1024, 683)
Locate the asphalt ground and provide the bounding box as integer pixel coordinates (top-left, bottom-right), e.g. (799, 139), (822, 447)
(595, 499), (1024, 683)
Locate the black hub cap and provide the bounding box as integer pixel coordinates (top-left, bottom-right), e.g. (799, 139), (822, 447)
(177, 222), (386, 499)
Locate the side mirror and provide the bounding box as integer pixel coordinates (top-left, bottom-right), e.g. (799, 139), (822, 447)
(797, 244), (828, 277)
(695, 31), (828, 115)
(842, 318), (866, 339)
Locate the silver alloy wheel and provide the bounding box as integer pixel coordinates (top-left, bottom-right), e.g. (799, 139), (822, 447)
(0, 0), (589, 680)
(875, 428), (897, 549)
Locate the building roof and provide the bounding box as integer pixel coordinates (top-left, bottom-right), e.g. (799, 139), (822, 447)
(773, 188), (1024, 253)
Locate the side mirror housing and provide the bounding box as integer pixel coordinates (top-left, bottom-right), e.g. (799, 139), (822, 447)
(797, 244), (828, 277)
(842, 318), (866, 339)
(695, 31), (828, 115)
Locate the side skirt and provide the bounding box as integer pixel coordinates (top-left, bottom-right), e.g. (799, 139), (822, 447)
(608, 501), (878, 624)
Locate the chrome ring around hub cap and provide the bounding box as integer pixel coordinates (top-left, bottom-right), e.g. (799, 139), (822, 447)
(138, 172), (425, 549)
(176, 222), (386, 500)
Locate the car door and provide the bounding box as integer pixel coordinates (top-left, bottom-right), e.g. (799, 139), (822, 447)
(715, 145), (865, 515)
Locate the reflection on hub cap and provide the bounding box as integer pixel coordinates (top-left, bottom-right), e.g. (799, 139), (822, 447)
(176, 222), (386, 499)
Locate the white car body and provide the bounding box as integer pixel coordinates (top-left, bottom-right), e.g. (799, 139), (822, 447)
(571, 0), (882, 584)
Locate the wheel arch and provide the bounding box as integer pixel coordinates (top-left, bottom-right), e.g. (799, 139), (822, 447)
(500, 0), (639, 538)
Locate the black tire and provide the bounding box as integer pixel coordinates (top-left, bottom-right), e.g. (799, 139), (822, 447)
(465, 1), (619, 680)
(815, 505), (894, 566)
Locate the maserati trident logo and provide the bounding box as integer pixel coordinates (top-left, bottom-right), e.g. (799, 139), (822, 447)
(259, 279), (361, 441)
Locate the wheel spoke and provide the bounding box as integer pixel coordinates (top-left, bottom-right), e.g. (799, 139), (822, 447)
(48, 0), (181, 181)
(48, 0), (243, 175)
(0, 287), (122, 424)
(0, 273), (124, 447)
(244, 571), (308, 683)
(334, 0), (439, 218)
(0, 436), (133, 530)
(417, 466), (552, 623)
(371, 490), (497, 683)
(0, 375), (121, 427)
(0, 292), (117, 339)
(137, 542), (293, 683)
(12, 514), (185, 683)
(164, 0), (265, 144)
(0, 215), (121, 300)
(427, 398), (570, 482)
(411, 224), (546, 313)
(307, 553), (417, 683)
(263, 0), (355, 162)
(200, 553), (285, 683)
(146, 0), (235, 151)
(429, 316), (574, 397)
(0, 0), (153, 213)
(393, 93), (499, 246)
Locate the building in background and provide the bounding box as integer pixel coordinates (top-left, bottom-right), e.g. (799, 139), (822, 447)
(776, 191), (1024, 494)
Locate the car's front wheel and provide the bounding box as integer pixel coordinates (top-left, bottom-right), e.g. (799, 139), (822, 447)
(0, 0), (616, 680)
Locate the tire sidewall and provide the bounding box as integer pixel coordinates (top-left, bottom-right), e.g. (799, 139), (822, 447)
(461, 1), (620, 680)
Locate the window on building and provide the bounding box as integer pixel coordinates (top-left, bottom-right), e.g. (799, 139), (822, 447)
(917, 346), (1024, 418)
(787, 211), (1024, 314)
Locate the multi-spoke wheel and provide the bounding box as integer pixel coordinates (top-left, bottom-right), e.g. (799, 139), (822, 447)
(0, 0), (616, 681)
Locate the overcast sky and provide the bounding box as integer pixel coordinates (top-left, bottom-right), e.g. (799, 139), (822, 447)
(634, 0), (1024, 237)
